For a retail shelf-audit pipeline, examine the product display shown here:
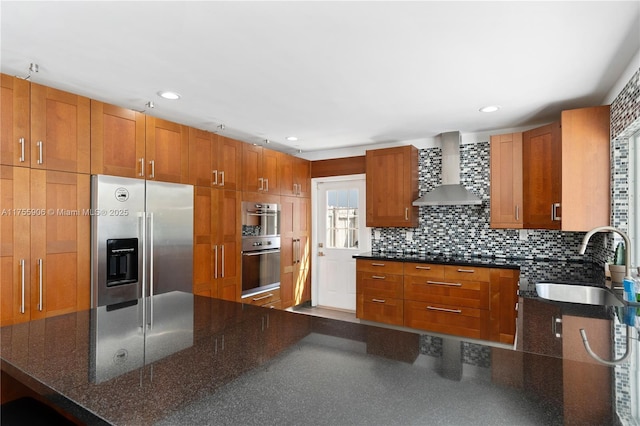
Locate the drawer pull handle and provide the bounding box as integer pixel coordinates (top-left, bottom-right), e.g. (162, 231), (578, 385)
(252, 293), (273, 302)
(372, 299), (386, 303)
(457, 269), (475, 273)
(427, 306), (462, 314)
(371, 263), (385, 267)
(427, 280), (462, 287)
(372, 275), (386, 280)
(415, 266), (431, 270)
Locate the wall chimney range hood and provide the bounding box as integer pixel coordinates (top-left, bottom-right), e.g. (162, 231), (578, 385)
(412, 131), (482, 206)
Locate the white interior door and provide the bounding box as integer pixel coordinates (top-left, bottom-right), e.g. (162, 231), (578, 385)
(313, 175), (369, 311)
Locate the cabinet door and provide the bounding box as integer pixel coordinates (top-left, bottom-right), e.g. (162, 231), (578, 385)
(1, 74), (30, 167)
(188, 128), (215, 187)
(215, 136), (243, 191)
(91, 101), (145, 178)
(145, 117), (189, 183)
(366, 146), (418, 227)
(279, 153), (295, 196)
(30, 83), (90, 173)
(490, 133), (523, 228)
(294, 156), (311, 197)
(193, 186), (214, 297)
(560, 106), (610, 231)
(1, 166), (31, 325)
(215, 189), (241, 302)
(488, 268), (519, 344)
(242, 144), (263, 192)
(30, 170), (90, 320)
(523, 122), (561, 230)
(262, 147), (280, 194)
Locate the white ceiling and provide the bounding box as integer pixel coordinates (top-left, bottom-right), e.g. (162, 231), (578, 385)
(2, 1), (639, 158)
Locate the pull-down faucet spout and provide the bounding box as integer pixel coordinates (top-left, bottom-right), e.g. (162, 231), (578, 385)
(579, 226), (632, 280)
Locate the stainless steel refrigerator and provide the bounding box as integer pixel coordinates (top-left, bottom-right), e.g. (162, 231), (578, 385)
(91, 174), (193, 307)
(90, 175), (194, 383)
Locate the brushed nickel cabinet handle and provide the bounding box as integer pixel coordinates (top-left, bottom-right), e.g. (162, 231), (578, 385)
(258, 177), (264, 191)
(219, 171), (225, 186)
(551, 203), (561, 221)
(37, 258), (43, 311)
(515, 205), (520, 221)
(149, 160), (155, 178)
(372, 299), (386, 303)
(213, 245), (218, 279)
(19, 138), (25, 162)
(552, 316), (562, 338)
(405, 207), (409, 221)
(264, 178), (269, 192)
(253, 293), (273, 302)
(37, 141), (43, 165)
(371, 263), (385, 267)
(139, 158), (145, 177)
(221, 244), (225, 278)
(427, 280), (462, 287)
(20, 259), (25, 314)
(371, 275), (386, 280)
(457, 268), (475, 273)
(415, 266), (431, 270)
(427, 306), (461, 314)
(212, 170), (218, 186)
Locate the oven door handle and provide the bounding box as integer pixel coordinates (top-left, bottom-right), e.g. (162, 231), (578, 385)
(242, 249), (281, 256)
(246, 212), (278, 217)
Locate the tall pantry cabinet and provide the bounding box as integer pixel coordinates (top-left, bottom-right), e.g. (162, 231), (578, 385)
(1, 74), (91, 326)
(189, 129), (242, 302)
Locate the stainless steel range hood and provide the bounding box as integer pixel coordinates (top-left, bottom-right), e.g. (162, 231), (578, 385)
(412, 131), (482, 206)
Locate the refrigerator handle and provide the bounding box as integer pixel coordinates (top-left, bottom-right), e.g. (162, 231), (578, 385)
(139, 212), (147, 299)
(149, 212), (154, 298)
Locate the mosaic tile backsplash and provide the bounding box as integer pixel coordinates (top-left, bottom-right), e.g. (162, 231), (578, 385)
(370, 142), (607, 263)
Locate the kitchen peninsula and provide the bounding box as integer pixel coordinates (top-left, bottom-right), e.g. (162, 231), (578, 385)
(1, 268), (637, 425)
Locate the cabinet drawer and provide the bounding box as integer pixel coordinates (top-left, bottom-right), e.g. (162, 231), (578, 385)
(357, 271), (403, 299)
(444, 265), (490, 282)
(361, 297), (403, 326)
(404, 277), (489, 309)
(404, 300), (489, 340)
(356, 259), (404, 274)
(242, 288), (281, 306)
(404, 263), (445, 279)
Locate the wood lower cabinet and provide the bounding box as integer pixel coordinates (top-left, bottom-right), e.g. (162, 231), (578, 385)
(356, 259), (519, 343)
(280, 196), (311, 309)
(30, 83), (91, 174)
(1, 166), (90, 326)
(355, 260), (404, 325)
(193, 187), (241, 302)
(490, 132), (523, 228)
(91, 100), (146, 178)
(366, 145), (418, 227)
(1, 74), (30, 167)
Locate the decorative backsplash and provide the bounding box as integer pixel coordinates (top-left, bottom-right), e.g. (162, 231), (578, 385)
(370, 142), (608, 263)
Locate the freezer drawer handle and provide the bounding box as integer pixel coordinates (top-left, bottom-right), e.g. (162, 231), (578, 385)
(426, 306), (462, 314)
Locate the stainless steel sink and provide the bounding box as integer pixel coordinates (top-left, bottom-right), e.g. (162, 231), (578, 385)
(535, 282), (624, 306)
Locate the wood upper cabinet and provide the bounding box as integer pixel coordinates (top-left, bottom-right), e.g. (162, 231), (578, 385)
(30, 83), (90, 174)
(523, 122), (562, 230)
(242, 144), (280, 194)
(490, 132), (523, 228)
(1, 74), (30, 167)
(91, 100), (146, 178)
(366, 145), (418, 227)
(145, 116), (189, 183)
(1, 166), (90, 325)
(215, 136), (243, 191)
(189, 132), (243, 190)
(280, 153), (311, 197)
(523, 105), (610, 231)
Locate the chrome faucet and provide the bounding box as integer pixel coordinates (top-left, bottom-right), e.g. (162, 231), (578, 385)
(579, 225), (632, 280)
(578, 225), (634, 366)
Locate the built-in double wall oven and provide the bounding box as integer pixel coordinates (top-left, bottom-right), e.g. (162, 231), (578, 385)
(241, 202), (281, 298)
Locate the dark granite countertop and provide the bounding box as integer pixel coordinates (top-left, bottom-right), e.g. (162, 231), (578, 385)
(1, 288), (638, 425)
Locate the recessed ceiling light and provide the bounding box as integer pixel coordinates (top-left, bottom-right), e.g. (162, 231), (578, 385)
(286, 136), (298, 141)
(157, 91), (181, 100)
(479, 105), (501, 113)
